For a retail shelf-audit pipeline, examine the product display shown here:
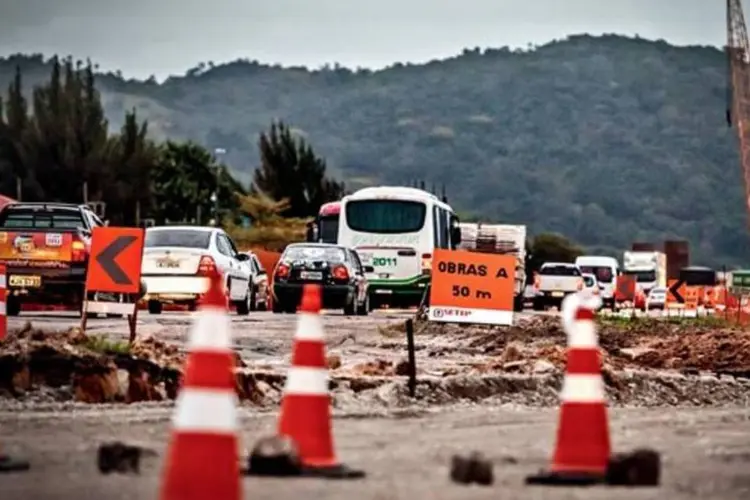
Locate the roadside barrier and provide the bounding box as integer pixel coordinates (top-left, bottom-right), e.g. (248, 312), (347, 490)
(159, 269), (241, 500)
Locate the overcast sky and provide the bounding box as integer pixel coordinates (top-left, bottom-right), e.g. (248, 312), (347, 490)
(0, 0), (738, 80)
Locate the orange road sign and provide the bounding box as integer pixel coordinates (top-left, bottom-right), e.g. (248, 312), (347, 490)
(428, 249), (516, 326)
(615, 275), (636, 301)
(85, 227), (145, 294)
(667, 279), (687, 306)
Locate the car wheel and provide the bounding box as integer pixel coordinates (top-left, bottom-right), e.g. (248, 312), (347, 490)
(147, 300), (163, 315)
(249, 286), (257, 312)
(6, 296), (21, 317)
(272, 298), (284, 314)
(343, 294), (357, 316)
(356, 292), (370, 316)
(235, 286), (251, 316)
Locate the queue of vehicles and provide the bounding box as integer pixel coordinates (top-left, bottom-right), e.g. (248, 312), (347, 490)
(0, 188), (717, 317)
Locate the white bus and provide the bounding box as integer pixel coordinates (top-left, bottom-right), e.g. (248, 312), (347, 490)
(338, 186), (461, 308)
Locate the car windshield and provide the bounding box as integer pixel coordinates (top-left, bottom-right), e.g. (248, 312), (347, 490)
(284, 245), (346, 263)
(540, 265), (580, 276)
(345, 199), (426, 234)
(145, 229), (211, 249)
(579, 265), (614, 283)
(649, 287), (666, 296)
(0, 207), (84, 230)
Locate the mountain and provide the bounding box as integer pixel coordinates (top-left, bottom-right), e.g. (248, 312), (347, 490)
(1, 34), (747, 267)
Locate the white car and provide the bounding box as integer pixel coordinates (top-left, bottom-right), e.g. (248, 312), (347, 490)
(646, 286), (667, 310)
(582, 273), (600, 298)
(238, 250), (270, 311)
(140, 225), (253, 315)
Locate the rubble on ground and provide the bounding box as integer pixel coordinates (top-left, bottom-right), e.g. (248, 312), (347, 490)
(4, 313), (750, 411)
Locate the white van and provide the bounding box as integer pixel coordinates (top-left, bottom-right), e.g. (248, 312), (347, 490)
(574, 255), (619, 308)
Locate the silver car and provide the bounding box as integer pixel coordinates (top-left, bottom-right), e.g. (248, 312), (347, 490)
(646, 286), (667, 310)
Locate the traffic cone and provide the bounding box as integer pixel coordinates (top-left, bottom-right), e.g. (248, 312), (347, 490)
(273, 284), (364, 478)
(527, 292), (611, 485)
(159, 270), (241, 500)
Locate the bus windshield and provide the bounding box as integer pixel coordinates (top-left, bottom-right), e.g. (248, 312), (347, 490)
(345, 200), (426, 234)
(318, 214), (339, 244)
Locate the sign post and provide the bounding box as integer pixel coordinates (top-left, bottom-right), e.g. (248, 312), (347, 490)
(428, 249), (516, 326)
(81, 227), (145, 342)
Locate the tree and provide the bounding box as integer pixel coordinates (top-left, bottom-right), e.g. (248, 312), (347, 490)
(527, 233), (584, 275)
(253, 121), (344, 218)
(150, 141), (244, 224)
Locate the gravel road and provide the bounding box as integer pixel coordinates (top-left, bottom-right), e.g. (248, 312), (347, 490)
(1, 405), (750, 499)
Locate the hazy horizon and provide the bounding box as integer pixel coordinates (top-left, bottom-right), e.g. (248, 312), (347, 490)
(0, 0), (739, 80)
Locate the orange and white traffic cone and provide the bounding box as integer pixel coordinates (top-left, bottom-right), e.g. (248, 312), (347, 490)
(159, 270), (241, 500)
(274, 284), (364, 478)
(527, 292), (611, 485)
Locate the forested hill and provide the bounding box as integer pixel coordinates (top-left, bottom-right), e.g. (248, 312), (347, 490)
(0, 34), (747, 267)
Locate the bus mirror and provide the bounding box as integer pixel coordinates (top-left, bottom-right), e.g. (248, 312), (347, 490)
(451, 226), (462, 245)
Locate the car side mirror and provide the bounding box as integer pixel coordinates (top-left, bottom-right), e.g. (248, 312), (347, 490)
(236, 253), (250, 262)
(364, 265), (375, 273)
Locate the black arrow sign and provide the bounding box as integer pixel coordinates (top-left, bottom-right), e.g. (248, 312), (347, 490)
(96, 235), (137, 285)
(669, 279), (685, 303)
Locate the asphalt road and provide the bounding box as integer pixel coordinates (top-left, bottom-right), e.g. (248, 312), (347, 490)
(1, 405), (749, 499)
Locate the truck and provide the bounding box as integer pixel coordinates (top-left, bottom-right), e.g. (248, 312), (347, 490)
(0, 202), (106, 315)
(533, 262), (583, 310)
(622, 250), (667, 294)
(457, 222), (526, 311)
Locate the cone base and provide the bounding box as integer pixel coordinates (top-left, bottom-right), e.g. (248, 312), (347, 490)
(246, 463), (366, 480)
(525, 469), (605, 486)
(0, 455), (30, 473)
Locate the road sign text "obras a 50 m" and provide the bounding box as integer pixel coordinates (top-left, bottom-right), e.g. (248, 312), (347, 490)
(428, 249), (516, 326)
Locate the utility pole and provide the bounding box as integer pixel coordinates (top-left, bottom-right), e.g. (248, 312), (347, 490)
(212, 147), (226, 227)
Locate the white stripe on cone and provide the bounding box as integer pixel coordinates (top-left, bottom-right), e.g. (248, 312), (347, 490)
(284, 366), (329, 395)
(187, 309), (232, 351)
(0, 274), (5, 289)
(0, 301), (5, 315)
(172, 388), (238, 432)
(568, 320), (598, 348)
(293, 313), (325, 341)
(560, 374), (605, 403)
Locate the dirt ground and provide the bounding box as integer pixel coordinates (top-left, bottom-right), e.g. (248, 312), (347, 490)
(3, 309), (750, 499)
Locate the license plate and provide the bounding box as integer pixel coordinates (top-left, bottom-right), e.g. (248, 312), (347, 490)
(10, 275), (41, 288)
(299, 271), (322, 280)
(552, 291), (564, 297)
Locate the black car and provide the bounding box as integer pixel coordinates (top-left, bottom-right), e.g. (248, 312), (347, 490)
(272, 243), (372, 315)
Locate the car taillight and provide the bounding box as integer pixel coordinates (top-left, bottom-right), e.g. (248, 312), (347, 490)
(275, 263), (290, 280)
(332, 265), (349, 281)
(533, 273), (540, 289)
(197, 255), (217, 276)
(421, 253), (432, 274)
(71, 238), (87, 262)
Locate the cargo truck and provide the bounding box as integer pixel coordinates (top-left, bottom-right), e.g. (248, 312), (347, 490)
(457, 222), (526, 311)
(622, 250), (667, 294)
